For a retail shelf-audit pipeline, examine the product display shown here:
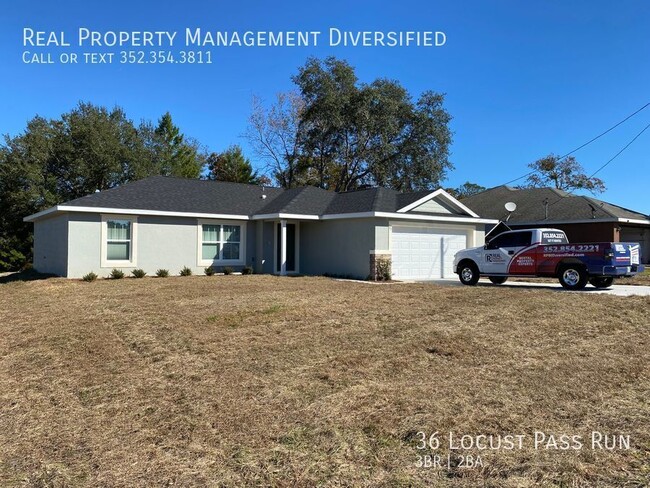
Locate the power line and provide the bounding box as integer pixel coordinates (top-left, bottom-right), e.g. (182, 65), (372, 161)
(588, 121), (650, 178)
(501, 102), (650, 186)
(547, 120), (650, 207)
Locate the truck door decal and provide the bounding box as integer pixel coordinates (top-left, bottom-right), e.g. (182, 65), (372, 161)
(507, 245), (538, 275)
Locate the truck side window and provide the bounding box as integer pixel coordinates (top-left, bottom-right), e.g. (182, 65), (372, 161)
(487, 231), (532, 249)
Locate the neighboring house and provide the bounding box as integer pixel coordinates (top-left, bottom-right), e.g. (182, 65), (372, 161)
(462, 186), (650, 263)
(24, 176), (496, 280)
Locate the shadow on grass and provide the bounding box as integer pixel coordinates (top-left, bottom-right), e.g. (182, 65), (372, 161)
(0, 270), (57, 284)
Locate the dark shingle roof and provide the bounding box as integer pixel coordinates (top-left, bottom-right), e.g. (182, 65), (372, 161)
(461, 186), (648, 223)
(61, 176), (285, 215)
(57, 176), (467, 217)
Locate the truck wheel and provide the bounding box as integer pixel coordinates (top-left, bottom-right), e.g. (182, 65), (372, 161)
(458, 261), (480, 286)
(488, 276), (508, 284)
(558, 265), (588, 290)
(589, 277), (614, 289)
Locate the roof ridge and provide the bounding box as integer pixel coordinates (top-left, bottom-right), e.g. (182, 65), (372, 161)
(582, 195), (648, 218)
(158, 175), (283, 190)
(370, 187), (383, 211)
(579, 195), (616, 218)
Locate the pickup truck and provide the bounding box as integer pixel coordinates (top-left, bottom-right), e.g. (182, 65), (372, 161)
(453, 228), (644, 290)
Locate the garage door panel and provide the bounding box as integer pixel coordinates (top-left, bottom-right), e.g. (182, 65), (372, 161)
(392, 226), (467, 280)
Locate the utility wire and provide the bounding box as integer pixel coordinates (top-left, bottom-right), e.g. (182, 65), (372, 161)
(587, 121), (650, 178)
(547, 120), (650, 207)
(501, 102), (650, 186)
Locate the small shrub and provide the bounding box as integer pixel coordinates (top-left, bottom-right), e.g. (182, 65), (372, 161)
(82, 272), (97, 282)
(204, 266), (215, 276)
(222, 266), (233, 275)
(242, 266), (253, 275)
(156, 269), (169, 278)
(375, 258), (392, 281)
(180, 266), (193, 276)
(110, 268), (125, 279)
(131, 269), (146, 278)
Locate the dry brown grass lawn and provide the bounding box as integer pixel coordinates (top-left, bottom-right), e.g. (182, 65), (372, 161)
(0, 275), (648, 487)
(627, 268), (650, 286)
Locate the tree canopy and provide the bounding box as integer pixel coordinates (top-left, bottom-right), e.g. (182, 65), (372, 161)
(206, 145), (268, 185)
(446, 181), (487, 199)
(523, 154), (605, 194)
(247, 56), (453, 192)
(0, 103), (204, 270)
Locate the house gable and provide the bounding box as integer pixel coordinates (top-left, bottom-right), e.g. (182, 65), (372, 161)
(408, 197), (459, 214)
(397, 189), (480, 218)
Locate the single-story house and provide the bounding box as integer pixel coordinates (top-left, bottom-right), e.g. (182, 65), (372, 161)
(462, 185), (650, 263)
(24, 176), (496, 280)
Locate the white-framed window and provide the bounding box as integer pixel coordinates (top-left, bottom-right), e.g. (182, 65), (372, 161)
(101, 215), (137, 267)
(197, 220), (245, 266)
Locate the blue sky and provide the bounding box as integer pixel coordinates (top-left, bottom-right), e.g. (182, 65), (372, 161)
(1, 0), (648, 212)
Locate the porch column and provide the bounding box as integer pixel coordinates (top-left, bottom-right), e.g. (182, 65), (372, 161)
(280, 219), (287, 276)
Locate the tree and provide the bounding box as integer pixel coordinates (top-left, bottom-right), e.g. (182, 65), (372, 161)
(206, 145), (267, 184)
(0, 104), (146, 270)
(245, 92), (307, 188)
(446, 181), (487, 199)
(0, 103), (205, 270)
(152, 112), (204, 178)
(523, 154), (605, 193)
(291, 56), (453, 192)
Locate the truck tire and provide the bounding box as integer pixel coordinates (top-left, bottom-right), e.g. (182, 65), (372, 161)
(488, 276), (508, 284)
(558, 265), (588, 290)
(458, 261), (480, 286)
(589, 276), (614, 289)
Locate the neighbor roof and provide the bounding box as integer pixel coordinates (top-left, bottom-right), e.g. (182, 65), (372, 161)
(461, 186), (649, 223)
(32, 176), (465, 219)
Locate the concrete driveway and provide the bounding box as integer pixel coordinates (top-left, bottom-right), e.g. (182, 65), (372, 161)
(425, 278), (650, 297)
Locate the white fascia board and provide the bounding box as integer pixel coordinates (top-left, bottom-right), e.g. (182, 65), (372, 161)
(320, 212), (376, 220)
(374, 212), (497, 224)
(617, 218), (650, 225)
(24, 205), (250, 222)
(396, 188), (480, 218)
(321, 211), (497, 224)
(507, 218), (650, 226)
(252, 213), (320, 220)
(23, 206), (59, 222)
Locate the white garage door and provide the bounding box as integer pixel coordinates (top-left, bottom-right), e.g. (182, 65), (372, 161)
(391, 225), (467, 280)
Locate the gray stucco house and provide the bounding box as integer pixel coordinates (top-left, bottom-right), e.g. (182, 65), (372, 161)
(24, 176), (496, 280)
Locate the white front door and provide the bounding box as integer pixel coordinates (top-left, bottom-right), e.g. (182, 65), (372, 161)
(391, 225), (467, 280)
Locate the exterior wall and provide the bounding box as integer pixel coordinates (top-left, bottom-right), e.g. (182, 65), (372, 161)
(300, 218), (377, 279)
(300, 217), (486, 280)
(67, 213), (102, 277)
(620, 225), (650, 263)
(261, 221), (275, 274)
(66, 213), (254, 278)
(33, 214), (69, 276)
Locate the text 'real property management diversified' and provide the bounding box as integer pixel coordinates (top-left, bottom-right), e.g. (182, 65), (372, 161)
(21, 27), (447, 65)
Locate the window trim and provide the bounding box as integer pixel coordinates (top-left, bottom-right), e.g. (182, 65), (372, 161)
(100, 214), (138, 268)
(197, 219), (246, 267)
